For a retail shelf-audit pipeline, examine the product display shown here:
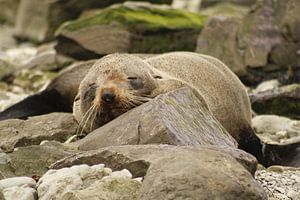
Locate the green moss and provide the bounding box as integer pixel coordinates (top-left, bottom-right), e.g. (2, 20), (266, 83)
(58, 5), (206, 33)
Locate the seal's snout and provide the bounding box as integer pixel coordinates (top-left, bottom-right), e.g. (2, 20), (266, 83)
(101, 89), (116, 103)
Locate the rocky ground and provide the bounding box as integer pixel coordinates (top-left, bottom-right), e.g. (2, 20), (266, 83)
(0, 0), (299, 199)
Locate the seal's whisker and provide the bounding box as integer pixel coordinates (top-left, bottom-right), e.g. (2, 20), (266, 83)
(89, 105), (99, 132)
(76, 104), (96, 135)
(77, 104), (97, 136)
(80, 104), (98, 136)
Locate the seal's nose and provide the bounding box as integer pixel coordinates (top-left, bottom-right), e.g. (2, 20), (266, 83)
(101, 91), (116, 103)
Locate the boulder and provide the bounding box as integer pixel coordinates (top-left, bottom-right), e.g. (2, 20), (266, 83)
(75, 87), (237, 151)
(238, 0), (282, 68)
(0, 141), (75, 178)
(14, 0), (172, 42)
(196, 16), (246, 76)
(138, 149), (267, 200)
(195, 0), (300, 84)
(0, 113), (77, 152)
(55, 2), (206, 59)
(51, 145), (258, 178)
(37, 164), (141, 200)
(51, 145), (264, 200)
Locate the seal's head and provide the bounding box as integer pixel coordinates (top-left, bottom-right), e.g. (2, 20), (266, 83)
(74, 54), (162, 134)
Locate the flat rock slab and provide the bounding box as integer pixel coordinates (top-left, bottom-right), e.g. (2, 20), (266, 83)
(51, 145), (265, 200)
(51, 145), (258, 177)
(75, 87), (237, 151)
(0, 142), (75, 178)
(55, 2), (206, 59)
(0, 113), (78, 152)
(250, 84), (300, 118)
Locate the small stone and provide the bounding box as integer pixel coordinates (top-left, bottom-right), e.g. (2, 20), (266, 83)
(103, 168), (112, 176)
(287, 190), (298, 199)
(274, 186), (285, 194)
(109, 169), (132, 179)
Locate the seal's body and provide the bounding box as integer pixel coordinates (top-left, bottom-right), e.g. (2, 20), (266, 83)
(74, 52), (252, 144)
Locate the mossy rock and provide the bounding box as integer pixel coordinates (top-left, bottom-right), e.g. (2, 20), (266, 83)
(55, 2), (206, 59)
(14, 0), (172, 42)
(250, 84), (300, 118)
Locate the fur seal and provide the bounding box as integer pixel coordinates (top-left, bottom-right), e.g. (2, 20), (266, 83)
(73, 52), (262, 161)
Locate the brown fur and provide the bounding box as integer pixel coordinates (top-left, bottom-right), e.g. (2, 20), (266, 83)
(74, 52), (252, 143)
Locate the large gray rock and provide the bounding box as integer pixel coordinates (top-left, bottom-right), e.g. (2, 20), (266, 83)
(14, 0), (172, 42)
(138, 149), (267, 200)
(0, 112), (78, 152)
(196, 0), (300, 83)
(75, 87), (237, 151)
(196, 16), (246, 76)
(0, 142), (74, 178)
(51, 145), (263, 199)
(51, 145), (258, 178)
(238, 0), (282, 68)
(55, 2), (206, 59)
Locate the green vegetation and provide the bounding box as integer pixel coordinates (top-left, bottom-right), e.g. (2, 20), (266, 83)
(58, 5), (206, 32)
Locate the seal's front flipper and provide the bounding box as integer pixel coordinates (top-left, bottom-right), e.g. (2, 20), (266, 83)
(0, 90), (72, 121)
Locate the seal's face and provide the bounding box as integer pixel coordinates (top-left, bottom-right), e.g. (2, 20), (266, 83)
(76, 54), (161, 134)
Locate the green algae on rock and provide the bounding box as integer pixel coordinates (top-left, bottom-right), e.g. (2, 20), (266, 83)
(55, 2), (206, 59)
(14, 0), (172, 42)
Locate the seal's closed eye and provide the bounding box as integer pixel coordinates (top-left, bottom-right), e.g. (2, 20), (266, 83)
(128, 77), (144, 89)
(153, 75), (162, 79)
(127, 77), (138, 80)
